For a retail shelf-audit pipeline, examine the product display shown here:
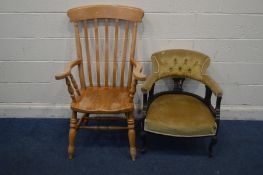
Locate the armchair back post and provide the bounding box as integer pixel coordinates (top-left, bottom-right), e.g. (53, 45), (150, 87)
(205, 85), (212, 105)
(127, 22), (138, 88)
(73, 23), (86, 90)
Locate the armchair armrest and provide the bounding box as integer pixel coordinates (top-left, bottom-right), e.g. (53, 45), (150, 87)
(55, 59), (81, 80)
(131, 59), (146, 81)
(141, 74), (156, 93)
(202, 74), (223, 97)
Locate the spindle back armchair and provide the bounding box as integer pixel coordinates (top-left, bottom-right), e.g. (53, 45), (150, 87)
(55, 5), (145, 161)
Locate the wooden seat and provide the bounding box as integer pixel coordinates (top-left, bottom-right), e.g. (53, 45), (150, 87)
(71, 87), (133, 113)
(54, 5), (145, 161)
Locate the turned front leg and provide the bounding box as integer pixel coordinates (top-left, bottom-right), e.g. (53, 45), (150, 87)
(68, 111), (77, 159)
(127, 112), (136, 161)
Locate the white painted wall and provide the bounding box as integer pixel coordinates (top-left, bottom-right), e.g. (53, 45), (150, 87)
(0, 0), (263, 120)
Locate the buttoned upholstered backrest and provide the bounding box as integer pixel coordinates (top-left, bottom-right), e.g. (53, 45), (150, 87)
(151, 49), (210, 82)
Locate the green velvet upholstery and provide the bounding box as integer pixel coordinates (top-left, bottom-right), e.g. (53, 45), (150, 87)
(141, 49), (223, 138)
(141, 49), (223, 97)
(145, 94), (217, 137)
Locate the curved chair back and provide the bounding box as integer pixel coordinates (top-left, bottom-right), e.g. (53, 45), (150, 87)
(142, 49), (223, 97)
(151, 49), (210, 82)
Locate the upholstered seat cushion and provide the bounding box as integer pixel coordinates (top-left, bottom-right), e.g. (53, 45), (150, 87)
(145, 94), (217, 137)
(71, 87), (133, 113)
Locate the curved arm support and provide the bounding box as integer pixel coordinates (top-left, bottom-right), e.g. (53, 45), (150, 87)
(142, 73), (223, 98)
(131, 59), (146, 81)
(202, 75), (223, 97)
(55, 59), (82, 80)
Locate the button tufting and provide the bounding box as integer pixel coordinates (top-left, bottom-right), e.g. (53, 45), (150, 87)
(179, 67), (182, 71)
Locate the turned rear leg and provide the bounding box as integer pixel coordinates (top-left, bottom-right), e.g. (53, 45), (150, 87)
(82, 113), (89, 125)
(140, 119), (147, 154)
(208, 136), (217, 158)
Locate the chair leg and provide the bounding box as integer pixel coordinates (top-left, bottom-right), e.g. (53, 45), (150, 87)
(68, 111), (77, 160)
(127, 112), (136, 161)
(208, 136), (217, 158)
(82, 113), (89, 125)
(140, 119), (147, 154)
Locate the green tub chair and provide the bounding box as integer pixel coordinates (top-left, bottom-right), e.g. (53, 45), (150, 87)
(140, 49), (223, 157)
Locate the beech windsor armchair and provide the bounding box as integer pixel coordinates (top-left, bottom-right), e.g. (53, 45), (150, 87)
(55, 5), (145, 160)
(140, 49), (223, 157)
